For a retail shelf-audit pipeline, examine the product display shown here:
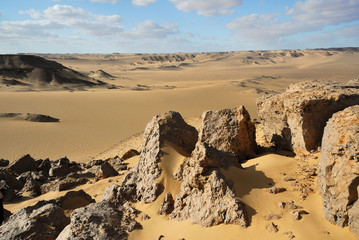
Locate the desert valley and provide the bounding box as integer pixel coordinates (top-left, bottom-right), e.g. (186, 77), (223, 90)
(0, 48), (358, 240)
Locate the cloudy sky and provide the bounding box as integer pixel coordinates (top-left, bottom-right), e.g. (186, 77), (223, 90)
(0, 0), (358, 53)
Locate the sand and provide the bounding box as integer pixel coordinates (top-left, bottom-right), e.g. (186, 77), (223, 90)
(1, 49), (359, 239)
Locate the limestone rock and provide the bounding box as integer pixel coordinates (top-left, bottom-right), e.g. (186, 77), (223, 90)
(170, 142), (248, 227)
(49, 157), (81, 178)
(21, 176), (41, 197)
(122, 111), (198, 203)
(96, 162), (118, 179)
(266, 222), (278, 233)
(122, 149), (140, 160)
(200, 106), (256, 161)
(8, 154), (37, 176)
(318, 105), (359, 238)
(159, 192), (174, 215)
(56, 201), (139, 240)
(0, 202), (70, 240)
(257, 80), (359, 153)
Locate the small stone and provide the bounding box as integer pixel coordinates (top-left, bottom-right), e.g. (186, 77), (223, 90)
(283, 177), (295, 182)
(278, 202), (286, 209)
(292, 211), (301, 220)
(266, 222), (278, 233)
(157, 235), (165, 240)
(141, 214), (150, 221)
(264, 214), (282, 221)
(268, 187), (286, 194)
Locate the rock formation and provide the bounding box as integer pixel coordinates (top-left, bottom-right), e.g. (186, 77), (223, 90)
(0, 190), (94, 240)
(318, 105), (359, 238)
(122, 111), (198, 203)
(0, 55), (106, 88)
(170, 106), (254, 227)
(257, 80), (359, 153)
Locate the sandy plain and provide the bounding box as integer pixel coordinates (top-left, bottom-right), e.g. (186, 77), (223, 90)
(1, 49), (359, 239)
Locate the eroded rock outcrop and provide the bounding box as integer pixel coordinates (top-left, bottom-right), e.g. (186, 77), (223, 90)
(257, 80), (359, 153)
(318, 106), (359, 238)
(170, 107), (253, 227)
(200, 106), (256, 162)
(122, 111), (198, 203)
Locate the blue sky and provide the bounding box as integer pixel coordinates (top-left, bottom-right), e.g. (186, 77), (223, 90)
(0, 0), (358, 53)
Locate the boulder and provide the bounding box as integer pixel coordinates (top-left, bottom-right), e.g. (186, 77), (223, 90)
(41, 178), (88, 193)
(55, 190), (95, 212)
(20, 176), (41, 197)
(0, 202), (70, 240)
(8, 154), (37, 176)
(56, 201), (140, 240)
(49, 157), (81, 178)
(200, 106), (256, 161)
(318, 105), (359, 238)
(0, 158), (9, 167)
(122, 111), (198, 203)
(257, 80), (359, 153)
(96, 162), (119, 179)
(122, 149), (140, 160)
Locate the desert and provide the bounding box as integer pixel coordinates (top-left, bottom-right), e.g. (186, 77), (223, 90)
(0, 48), (358, 240)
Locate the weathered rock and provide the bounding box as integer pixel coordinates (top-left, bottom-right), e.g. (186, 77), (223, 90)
(266, 222), (279, 233)
(56, 201), (140, 240)
(257, 80), (359, 153)
(122, 149), (140, 160)
(268, 187), (286, 194)
(318, 105), (359, 237)
(170, 142), (248, 227)
(0, 158), (9, 167)
(159, 192), (174, 215)
(96, 162), (119, 179)
(8, 154), (37, 176)
(41, 178), (88, 194)
(21, 176), (41, 197)
(264, 213), (282, 221)
(17, 171), (48, 183)
(55, 190), (95, 213)
(122, 111), (198, 203)
(200, 106), (256, 161)
(49, 157), (81, 178)
(0, 169), (23, 190)
(0, 202), (70, 240)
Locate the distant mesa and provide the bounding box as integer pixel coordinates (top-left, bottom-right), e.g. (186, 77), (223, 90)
(0, 55), (106, 88)
(0, 113), (60, 122)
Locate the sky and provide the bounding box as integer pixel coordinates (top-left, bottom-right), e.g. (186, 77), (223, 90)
(0, 0), (358, 53)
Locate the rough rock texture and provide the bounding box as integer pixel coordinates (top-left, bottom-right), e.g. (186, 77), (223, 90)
(318, 106), (359, 238)
(8, 154), (37, 176)
(159, 192), (174, 215)
(56, 201), (139, 240)
(169, 107), (254, 227)
(257, 80), (359, 153)
(0, 202), (70, 240)
(122, 149), (140, 160)
(122, 111), (198, 203)
(170, 142), (248, 227)
(200, 106), (256, 161)
(96, 162), (119, 179)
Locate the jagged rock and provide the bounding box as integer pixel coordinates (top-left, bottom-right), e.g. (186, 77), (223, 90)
(122, 149), (140, 160)
(8, 154), (37, 176)
(318, 106), (359, 237)
(0, 202), (70, 239)
(21, 176), (41, 197)
(56, 201), (140, 240)
(264, 214), (282, 221)
(0, 169), (23, 190)
(292, 211), (301, 220)
(17, 171), (48, 183)
(141, 214), (150, 221)
(41, 178), (88, 194)
(159, 192), (174, 215)
(266, 222), (279, 233)
(257, 80), (359, 153)
(122, 111), (198, 203)
(170, 142), (247, 227)
(96, 162), (119, 179)
(0, 158), (9, 167)
(37, 158), (51, 175)
(199, 106), (256, 161)
(49, 157), (81, 178)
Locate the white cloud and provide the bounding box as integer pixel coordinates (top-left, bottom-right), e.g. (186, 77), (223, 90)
(43, 4), (94, 19)
(122, 20), (178, 39)
(19, 9), (43, 19)
(132, 0), (156, 6)
(90, 0), (120, 3)
(169, 0), (243, 16)
(226, 0), (359, 43)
